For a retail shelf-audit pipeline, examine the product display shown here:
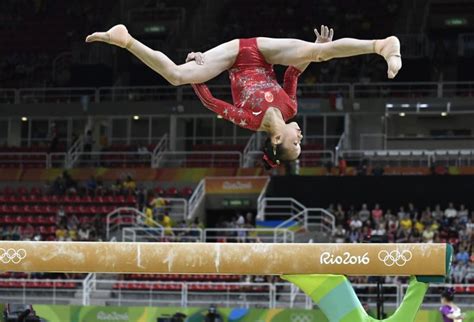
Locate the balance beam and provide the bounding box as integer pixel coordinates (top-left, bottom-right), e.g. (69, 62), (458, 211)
(0, 242), (447, 276)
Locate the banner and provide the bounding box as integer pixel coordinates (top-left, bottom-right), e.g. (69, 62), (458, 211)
(205, 176), (269, 194)
(30, 305), (474, 322)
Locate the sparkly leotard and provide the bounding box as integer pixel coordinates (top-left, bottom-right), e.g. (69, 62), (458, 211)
(192, 38), (301, 131)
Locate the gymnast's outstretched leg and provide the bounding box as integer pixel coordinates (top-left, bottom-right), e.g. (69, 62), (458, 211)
(86, 25), (238, 85)
(257, 36), (401, 79)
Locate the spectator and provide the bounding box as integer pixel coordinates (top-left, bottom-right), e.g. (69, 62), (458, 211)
(236, 213), (246, 243)
(85, 176), (97, 195)
(361, 226), (372, 242)
(407, 203), (418, 220)
(396, 227), (410, 243)
(334, 204), (345, 226)
(420, 207), (433, 227)
(56, 205), (66, 225)
(397, 206), (407, 220)
(78, 224), (91, 241)
(358, 204), (370, 223)
(451, 261), (468, 284)
(55, 225), (68, 241)
(22, 224), (35, 240)
(458, 204), (469, 224)
(10, 226), (21, 240)
(151, 196), (167, 216)
(122, 175), (136, 194)
(67, 214), (80, 230)
(455, 247), (470, 264)
(400, 214), (413, 231)
(348, 228), (360, 243)
(68, 225), (78, 241)
(144, 204), (156, 227)
(135, 186), (147, 210)
(371, 203), (383, 224)
(432, 204), (444, 222)
(161, 212), (174, 237)
(372, 223), (386, 237)
(444, 202), (457, 220)
(332, 225), (346, 243)
(349, 215), (362, 230)
(111, 179), (123, 195)
(422, 226), (436, 243)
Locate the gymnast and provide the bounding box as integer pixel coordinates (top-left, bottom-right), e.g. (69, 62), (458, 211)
(86, 24), (401, 167)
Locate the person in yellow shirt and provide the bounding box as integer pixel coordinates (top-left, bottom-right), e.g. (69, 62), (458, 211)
(144, 204), (157, 227)
(400, 215), (413, 230)
(151, 197), (167, 216)
(68, 226), (78, 241)
(55, 225), (67, 241)
(414, 220), (424, 233)
(122, 175), (136, 192)
(161, 212), (174, 236)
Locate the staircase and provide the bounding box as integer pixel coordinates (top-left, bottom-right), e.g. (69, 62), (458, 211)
(257, 198), (335, 242)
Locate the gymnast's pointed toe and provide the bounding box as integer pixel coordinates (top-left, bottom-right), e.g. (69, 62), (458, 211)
(375, 36), (402, 79)
(85, 24), (132, 48)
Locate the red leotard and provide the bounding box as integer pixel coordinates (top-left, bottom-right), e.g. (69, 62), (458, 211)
(192, 38), (302, 131)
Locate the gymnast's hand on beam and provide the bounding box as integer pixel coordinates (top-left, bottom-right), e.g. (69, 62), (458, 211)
(185, 52), (205, 65)
(315, 25), (334, 43)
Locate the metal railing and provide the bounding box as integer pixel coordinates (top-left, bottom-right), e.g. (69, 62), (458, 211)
(4, 82), (474, 104)
(18, 87), (96, 104)
(106, 207), (161, 241)
(72, 151), (153, 168)
(187, 179), (206, 221)
(0, 278), (84, 305)
(204, 228), (294, 243)
(65, 135), (84, 168)
(153, 151), (243, 168)
(258, 198), (335, 233)
(151, 134), (169, 168)
(3, 275), (472, 309)
(0, 152), (50, 168)
(340, 149), (474, 167)
(122, 227), (203, 243)
(242, 133), (259, 167)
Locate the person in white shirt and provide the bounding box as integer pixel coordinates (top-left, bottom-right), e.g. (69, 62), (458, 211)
(444, 202), (457, 219)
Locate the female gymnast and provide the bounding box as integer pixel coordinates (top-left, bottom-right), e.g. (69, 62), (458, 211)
(440, 288), (464, 322)
(86, 24), (401, 167)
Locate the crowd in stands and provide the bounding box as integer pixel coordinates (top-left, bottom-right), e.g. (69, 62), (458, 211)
(330, 202), (474, 284)
(0, 171), (195, 244)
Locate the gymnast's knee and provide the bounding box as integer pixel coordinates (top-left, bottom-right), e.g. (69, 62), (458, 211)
(168, 69), (184, 86)
(311, 43), (330, 62)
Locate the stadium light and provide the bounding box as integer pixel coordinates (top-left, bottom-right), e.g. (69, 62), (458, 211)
(21, 117), (28, 122)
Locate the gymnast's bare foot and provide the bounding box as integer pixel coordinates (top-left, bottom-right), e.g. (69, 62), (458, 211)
(85, 24), (132, 49)
(375, 36), (402, 79)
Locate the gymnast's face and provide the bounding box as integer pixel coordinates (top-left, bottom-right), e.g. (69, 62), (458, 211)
(277, 122), (303, 160)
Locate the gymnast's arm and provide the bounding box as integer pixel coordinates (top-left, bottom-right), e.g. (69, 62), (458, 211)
(186, 52), (253, 128)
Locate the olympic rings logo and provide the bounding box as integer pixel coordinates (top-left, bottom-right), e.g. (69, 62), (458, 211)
(378, 250), (412, 267)
(0, 248), (27, 264)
